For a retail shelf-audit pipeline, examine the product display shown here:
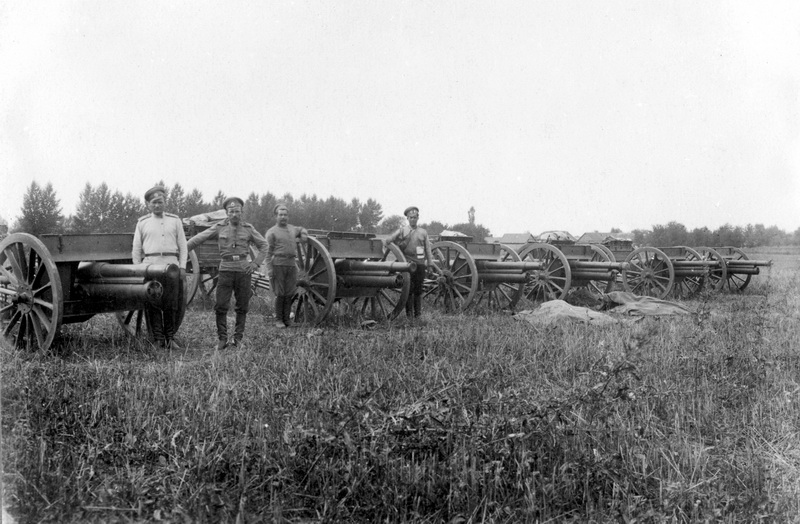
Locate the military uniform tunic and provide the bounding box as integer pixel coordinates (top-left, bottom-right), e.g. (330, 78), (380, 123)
(132, 212), (188, 268)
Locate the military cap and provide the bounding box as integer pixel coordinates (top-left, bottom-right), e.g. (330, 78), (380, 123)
(273, 203), (288, 215)
(222, 196), (245, 210)
(144, 185), (167, 202)
(404, 206), (420, 217)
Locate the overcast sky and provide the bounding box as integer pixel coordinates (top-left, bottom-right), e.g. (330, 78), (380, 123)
(2, 1), (798, 235)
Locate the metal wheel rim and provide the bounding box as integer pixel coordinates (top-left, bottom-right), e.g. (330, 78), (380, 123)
(291, 236), (336, 325)
(423, 241), (478, 311)
(0, 233), (63, 351)
(473, 243), (524, 311)
(623, 247), (674, 299)
(518, 242), (571, 302)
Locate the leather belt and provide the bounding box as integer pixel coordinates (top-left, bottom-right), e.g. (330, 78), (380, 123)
(145, 252), (178, 257)
(221, 254), (247, 261)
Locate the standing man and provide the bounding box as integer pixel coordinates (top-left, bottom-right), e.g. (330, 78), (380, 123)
(383, 206), (433, 319)
(187, 197), (268, 350)
(265, 203), (308, 328)
(132, 185), (188, 349)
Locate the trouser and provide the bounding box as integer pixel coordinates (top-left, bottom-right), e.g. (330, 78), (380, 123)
(215, 271), (252, 341)
(272, 265), (297, 325)
(145, 276), (184, 342)
(406, 264), (426, 318)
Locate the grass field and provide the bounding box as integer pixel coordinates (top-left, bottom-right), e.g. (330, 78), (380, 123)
(2, 248), (799, 522)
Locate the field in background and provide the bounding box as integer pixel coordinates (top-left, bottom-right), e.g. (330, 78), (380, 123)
(2, 249), (798, 522)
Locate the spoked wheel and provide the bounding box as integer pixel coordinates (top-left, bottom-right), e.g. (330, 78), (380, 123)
(721, 246), (752, 292)
(423, 241), (478, 311)
(671, 246), (706, 299)
(696, 247), (728, 291)
(623, 247), (674, 299)
(350, 244), (411, 321)
(473, 244), (524, 311)
(585, 244), (616, 299)
(518, 243), (571, 302)
(291, 236), (336, 325)
(0, 233), (63, 351)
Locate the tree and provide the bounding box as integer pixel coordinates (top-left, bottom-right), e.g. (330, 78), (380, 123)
(211, 191), (227, 209)
(168, 183), (187, 217)
(184, 189), (207, 218)
(379, 215), (405, 234)
(70, 182), (143, 233)
(16, 181), (63, 235)
(358, 198), (383, 232)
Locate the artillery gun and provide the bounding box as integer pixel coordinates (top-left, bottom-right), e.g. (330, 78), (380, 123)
(421, 235), (543, 311)
(287, 230), (415, 325)
(0, 232), (195, 351)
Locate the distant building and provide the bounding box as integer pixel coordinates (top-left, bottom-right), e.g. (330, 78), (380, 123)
(491, 232), (537, 251)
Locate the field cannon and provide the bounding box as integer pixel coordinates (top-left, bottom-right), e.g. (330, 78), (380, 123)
(288, 231), (415, 325)
(695, 246), (772, 292)
(421, 235), (543, 311)
(605, 244), (770, 299)
(0, 232), (195, 351)
(515, 242), (629, 302)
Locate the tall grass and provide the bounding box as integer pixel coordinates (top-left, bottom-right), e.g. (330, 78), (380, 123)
(2, 252), (798, 522)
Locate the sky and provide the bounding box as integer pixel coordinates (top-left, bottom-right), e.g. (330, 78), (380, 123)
(1, 1), (799, 236)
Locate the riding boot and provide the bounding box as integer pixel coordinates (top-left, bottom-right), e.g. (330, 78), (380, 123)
(405, 297), (414, 318)
(283, 295), (293, 326)
(274, 295), (283, 322)
(414, 294), (422, 318)
(147, 306), (165, 345)
(215, 311), (228, 342)
(234, 312), (247, 343)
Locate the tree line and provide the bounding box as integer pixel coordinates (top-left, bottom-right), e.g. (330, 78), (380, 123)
(9, 181), (799, 246)
(9, 181), (493, 240)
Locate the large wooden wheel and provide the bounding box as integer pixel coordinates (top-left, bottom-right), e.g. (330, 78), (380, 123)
(350, 244), (411, 321)
(584, 244), (616, 299)
(290, 236), (336, 325)
(0, 233), (63, 351)
(518, 243), (571, 302)
(623, 247), (674, 299)
(423, 241), (478, 311)
(473, 244), (524, 311)
(696, 247), (728, 291)
(721, 246), (752, 292)
(672, 246), (705, 299)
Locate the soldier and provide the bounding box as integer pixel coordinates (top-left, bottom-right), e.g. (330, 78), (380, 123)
(132, 185), (188, 349)
(264, 203), (308, 328)
(187, 196), (268, 350)
(383, 206), (433, 319)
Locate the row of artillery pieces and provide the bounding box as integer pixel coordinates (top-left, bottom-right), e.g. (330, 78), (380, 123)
(0, 230), (771, 351)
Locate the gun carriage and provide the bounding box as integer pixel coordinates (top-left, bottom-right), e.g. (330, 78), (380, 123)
(0, 232), (192, 351)
(515, 241), (629, 302)
(421, 235), (543, 311)
(695, 246), (772, 292)
(286, 230), (415, 325)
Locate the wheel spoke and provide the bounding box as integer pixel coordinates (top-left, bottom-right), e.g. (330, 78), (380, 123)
(3, 310), (22, 337)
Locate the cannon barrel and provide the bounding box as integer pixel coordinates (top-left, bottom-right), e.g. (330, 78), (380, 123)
(77, 261), (181, 282)
(725, 267), (761, 276)
(479, 273), (530, 284)
(337, 274), (404, 288)
(79, 281), (163, 303)
(672, 260), (717, 268)
(476, 260), (543, 271)
(334, 259), (415, 273)
(569, 261), (629, 271)
(571, 270), (617, 281)
(674, 268), (710, 278)
(726, 259), (772, 267)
